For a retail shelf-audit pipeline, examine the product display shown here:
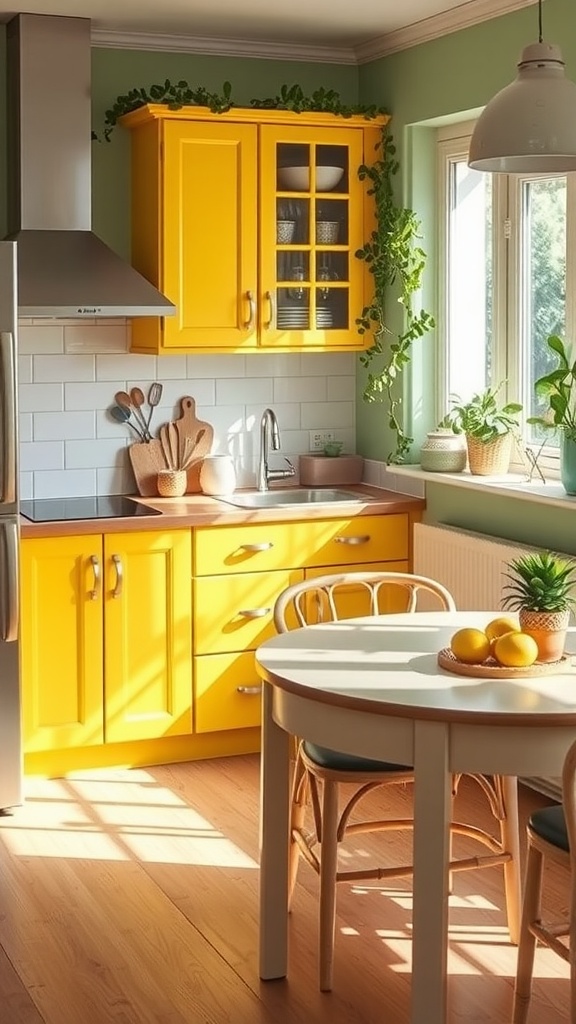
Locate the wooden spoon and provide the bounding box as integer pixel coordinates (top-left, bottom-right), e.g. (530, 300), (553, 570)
(130, 387), (152, 440)
(109, 404), (145, 441)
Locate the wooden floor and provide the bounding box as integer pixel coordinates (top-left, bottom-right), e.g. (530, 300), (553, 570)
(0, 754), (570, 1024)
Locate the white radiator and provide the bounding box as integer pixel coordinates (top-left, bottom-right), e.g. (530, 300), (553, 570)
(413, 522), (566, 801)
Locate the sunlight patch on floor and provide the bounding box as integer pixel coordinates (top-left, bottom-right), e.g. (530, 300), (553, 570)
(0, 769), (258, 867)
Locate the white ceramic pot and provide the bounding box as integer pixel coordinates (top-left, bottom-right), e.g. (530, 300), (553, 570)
(419, 430), (467, 473)
(199, 455), (237, 496)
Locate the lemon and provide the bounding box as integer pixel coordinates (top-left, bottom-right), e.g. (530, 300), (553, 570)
(493, 631), (539, 668)
(485, 616), (520, 643)
(450, 628), (491, 664)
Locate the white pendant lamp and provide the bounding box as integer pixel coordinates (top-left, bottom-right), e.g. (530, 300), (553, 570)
(468, 0), (576, 173)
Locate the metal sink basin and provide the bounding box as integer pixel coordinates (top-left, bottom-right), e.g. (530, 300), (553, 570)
(216, 488), (371, 509)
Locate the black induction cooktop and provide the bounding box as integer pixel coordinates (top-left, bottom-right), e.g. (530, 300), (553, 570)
(20, 495), (163, 523)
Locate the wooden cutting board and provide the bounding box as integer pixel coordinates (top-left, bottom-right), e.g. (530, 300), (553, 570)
(128, 396), (214, 496)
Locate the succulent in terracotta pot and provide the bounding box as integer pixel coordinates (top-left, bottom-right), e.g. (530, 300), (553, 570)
(502, 551), (576, 662)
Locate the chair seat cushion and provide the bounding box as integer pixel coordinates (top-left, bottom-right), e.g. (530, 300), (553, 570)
(303, 741), (411, 774)
(529, 804), (569, 852)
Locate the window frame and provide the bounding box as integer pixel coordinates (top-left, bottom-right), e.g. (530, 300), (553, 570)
(436, 123), (576, 481)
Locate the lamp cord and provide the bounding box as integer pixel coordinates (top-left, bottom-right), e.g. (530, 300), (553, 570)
(538, 0), (543, 42)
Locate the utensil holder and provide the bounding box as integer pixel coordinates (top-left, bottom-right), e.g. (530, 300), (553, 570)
(157, 469), (187, 497)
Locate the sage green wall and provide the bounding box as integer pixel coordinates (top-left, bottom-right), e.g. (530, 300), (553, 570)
(357, 0), (576, 462)
(91, 49), (358, 258)
(0, 26), (358, 252)
(356, 0), (576, 550)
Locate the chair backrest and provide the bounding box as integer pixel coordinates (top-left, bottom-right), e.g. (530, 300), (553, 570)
(274, 571), (456, 633)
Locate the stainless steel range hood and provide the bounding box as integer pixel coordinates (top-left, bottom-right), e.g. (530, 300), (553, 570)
(5, 13), (176, 319)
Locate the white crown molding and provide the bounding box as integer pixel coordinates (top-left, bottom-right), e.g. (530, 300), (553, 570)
(355, 0), (537, 64)
(91, 28), (357, 65)
(91, 0), (536, 66)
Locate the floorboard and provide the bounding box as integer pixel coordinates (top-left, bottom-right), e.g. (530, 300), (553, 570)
(0, 755), (569, 1023)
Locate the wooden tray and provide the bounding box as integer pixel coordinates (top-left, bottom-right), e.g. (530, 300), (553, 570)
(437, 647), (572, 679)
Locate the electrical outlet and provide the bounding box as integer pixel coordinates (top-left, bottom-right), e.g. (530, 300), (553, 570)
(309, 430), (335, 453)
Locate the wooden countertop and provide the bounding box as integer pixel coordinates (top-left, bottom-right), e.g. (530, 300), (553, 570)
(19, 485), (424, 538)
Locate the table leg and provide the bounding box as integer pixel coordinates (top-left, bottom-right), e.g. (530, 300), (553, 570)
(411, 720), (451, 1024)
(259, 681), (291, 980)
(501, 775), (521, 945)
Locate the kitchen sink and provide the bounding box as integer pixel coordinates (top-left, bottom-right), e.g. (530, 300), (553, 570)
(216, 488), (373, 509)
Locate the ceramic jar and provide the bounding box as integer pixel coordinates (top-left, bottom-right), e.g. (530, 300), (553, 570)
(199, 454), (237, 496)
(419, 430), (467, 473)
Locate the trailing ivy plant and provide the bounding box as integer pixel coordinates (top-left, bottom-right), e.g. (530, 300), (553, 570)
(356, 126), (435, 464)
(97, 82), (433, 464)
(98, 80), (386, 141)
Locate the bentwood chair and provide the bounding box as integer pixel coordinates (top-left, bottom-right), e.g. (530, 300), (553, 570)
(274, 571), (522, 992)
(513, 738), (576, 1023)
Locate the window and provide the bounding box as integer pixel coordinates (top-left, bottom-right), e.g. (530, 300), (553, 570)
(437, 124), (576, 473)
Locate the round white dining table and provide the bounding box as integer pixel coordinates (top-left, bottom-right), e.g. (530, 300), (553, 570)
(255, 610), (576, 1024)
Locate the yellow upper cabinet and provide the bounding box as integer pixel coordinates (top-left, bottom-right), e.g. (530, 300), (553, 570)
(120, 105), (387, 354)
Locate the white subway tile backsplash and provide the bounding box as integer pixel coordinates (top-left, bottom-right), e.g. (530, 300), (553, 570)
(19, 414), (32, 444)
(301, 353), (356, 376)
(216, 376), (273, 405)
(300, 402), (354, 429)
(34, 469), (97, 499)
(65, 381), (124, 410)
(327, 375), (355, 402)
(153, 355), (187, 379)
(34, 411), (96, 441)
(96, 353), (157, 380)
(20, 442), (64, 472)
(187, 354), (246, 378)
(34, 354), (95, 383)
(246, 353), (301, 377)
(20, 383), (63, 413)
(274, 376), (326, 404)
(18, 355), (32, 384)
(64, 325), (128, 353)
(19, 324), (64, 354)
(18, 320), (357, 498)
(66, 439), (128, 470)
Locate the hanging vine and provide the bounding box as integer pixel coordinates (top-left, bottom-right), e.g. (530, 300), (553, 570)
(97, 84), (434, 464)
(356, 126), (435, 464)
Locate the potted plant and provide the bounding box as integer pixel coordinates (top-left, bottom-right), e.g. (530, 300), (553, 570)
(502, 551), (576, 662)
(526, 334), (576, 494)
(444, 383), (522, 475)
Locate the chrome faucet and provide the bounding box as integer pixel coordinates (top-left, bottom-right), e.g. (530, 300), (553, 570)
(257, 408), (295, 491)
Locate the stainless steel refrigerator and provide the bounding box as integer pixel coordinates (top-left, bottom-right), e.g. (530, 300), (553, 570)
(0, 241), (22, 812)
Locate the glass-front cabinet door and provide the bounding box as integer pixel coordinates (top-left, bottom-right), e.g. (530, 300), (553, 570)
(259, 125), (365, 349)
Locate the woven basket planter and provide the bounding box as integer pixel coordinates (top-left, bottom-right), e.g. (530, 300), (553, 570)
(519, 608), (570, 663)
(466, 433), (512, 476)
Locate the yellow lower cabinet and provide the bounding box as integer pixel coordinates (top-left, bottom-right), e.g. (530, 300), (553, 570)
(193, 569), (302, 655)
(195, 652), (262, 733)
(304, 561), (410, 621)
(104, 530), (193, 743)
(21, 529), (193, 756)
(21, 535), (104, 752)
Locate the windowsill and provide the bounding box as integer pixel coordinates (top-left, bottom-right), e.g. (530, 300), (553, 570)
(391, 465), (576, 510)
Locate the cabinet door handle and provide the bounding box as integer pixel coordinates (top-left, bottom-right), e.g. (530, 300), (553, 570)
(237, 685), (262, 695)
(111, 554), (123, 598)
(240, 542), (274, 552)
(243, 290), (256, 330)
(238, 607), (271, 619)
(264, 290), (276, 329)
(334, 535), (371, 545)
(90, 555), (101, 601)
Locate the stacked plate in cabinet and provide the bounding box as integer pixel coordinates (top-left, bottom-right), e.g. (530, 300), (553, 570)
(277, 306), (309, 329)
(277, 305), (335, 329)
